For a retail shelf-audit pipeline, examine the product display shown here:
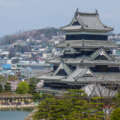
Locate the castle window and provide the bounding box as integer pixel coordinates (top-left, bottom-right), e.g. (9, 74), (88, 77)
(66, 34), (108, 40)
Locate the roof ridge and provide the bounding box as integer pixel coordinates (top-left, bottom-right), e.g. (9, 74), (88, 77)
(75, 8), (98, 16)
(78, 12), (97, 16)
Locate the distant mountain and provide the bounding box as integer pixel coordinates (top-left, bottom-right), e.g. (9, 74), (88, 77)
(0, 27), (63, 45)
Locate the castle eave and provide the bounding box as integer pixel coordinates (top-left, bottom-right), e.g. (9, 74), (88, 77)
(57, 40), (118, 49)
(61, 26), (113, 33)
(48, 59), (120, 66)
(38, 72), (120, 84)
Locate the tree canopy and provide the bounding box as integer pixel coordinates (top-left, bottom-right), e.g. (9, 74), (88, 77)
(4, 82), (11, 92)
(0, 75), (7, 90)
(33, 90), (104, 120)
(110, 107), (120, 120)
(16, 81), (29, 94)
(28, 77), (38, 95)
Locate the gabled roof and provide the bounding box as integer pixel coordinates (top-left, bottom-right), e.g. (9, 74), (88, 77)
(90, 48), (114, 61)
(82, 84), (117, 97)
(67, 67), (94, 82)
(53, 60), (72, 76)
(61, 9), (113, 32)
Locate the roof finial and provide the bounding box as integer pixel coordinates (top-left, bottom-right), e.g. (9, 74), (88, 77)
(95, 9), (99, 15)
(76, 8), (79, 13)
(74, 8), (79, 18)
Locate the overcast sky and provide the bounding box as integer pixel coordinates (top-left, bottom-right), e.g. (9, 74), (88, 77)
(0, 0), (119, 36)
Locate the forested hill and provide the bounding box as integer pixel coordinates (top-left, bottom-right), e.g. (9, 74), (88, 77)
(0, 27), (63, 45)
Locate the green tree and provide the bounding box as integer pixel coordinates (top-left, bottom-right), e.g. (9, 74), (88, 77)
(28, 78), (38, 95)
(4, 82), (11, 92)
(33, 93), (41, 102)
(0, 75), (7, 90)
(29, 83), (36, 94)
(16, 81), (29, 94)
(0, 84), (3, 92)
(33, 90), (104, 120)
(110, 107), (120, 120)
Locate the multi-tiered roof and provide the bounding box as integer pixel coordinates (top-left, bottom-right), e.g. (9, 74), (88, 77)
(61, 9), (113, 32)
(38, 9), (120, 96)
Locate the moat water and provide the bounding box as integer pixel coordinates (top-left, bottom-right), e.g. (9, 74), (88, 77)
(0, 111), (30, 120)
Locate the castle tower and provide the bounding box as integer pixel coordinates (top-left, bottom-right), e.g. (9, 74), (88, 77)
(38, 9), (120, 96)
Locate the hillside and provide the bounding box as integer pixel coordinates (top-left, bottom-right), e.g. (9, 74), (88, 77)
(0, 27), (63, 45)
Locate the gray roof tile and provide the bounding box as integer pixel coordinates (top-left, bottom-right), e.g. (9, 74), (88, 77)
(61, 9), (113, 32)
